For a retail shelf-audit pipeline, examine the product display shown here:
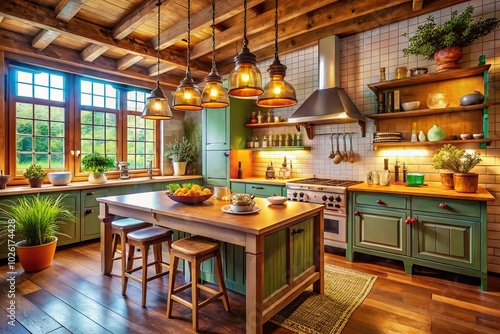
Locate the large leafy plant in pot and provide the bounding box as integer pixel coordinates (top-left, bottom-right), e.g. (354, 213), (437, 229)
(81, 152), (115, 184)
(0, 194), (76, 271)
(165, 137), (195, 176)
(431, 144), (482, 193)
(403, 6), (499, 71)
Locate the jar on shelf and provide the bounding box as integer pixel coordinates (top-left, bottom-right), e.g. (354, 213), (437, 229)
(278, 134), (285, 147)
(247, 136), (254, 148)
(253, 136), (260, 148)
(286, 133), (292, 146)
(296, 133), (302, 146)
(262, 136), (268, 148)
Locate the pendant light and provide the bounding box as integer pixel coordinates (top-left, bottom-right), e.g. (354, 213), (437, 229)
(257, 0), (297, 107)
(142, 0), (173, 120)
(201, 0), (230, 108)
(173, 0), (202, 111)
(227, 0), (263, 98)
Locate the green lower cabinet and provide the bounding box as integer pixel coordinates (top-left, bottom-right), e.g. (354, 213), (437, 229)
(42, 191), (81, 247)
(81, 188), (108, 241)
(245, 183), (284, 198)
(230, 182), (246, 194)
(204, 150), (229, 187)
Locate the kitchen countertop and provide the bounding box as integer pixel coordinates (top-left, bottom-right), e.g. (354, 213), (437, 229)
(348, 182), (495, 201)
(230, 177), (306, 186)
(0, 175), (202, 196)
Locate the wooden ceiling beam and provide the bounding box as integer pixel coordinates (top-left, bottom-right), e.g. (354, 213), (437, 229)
(117, 54), (144, 70)
(153, 0), (267, 51)
(32, 30), (60, 50)
(412, 0), (424, 11)
(0, 0), (208, 72)
(190, 0), (340, 60)
(81, 44), (109, 62)
(54, 0), (89, 21)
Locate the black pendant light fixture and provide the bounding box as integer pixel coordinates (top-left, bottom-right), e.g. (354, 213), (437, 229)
(227, 0), (263, 98)
(257, 0), (297, 107)
(173, 0), (202, 111)
(142, 0), (173, 120)
(201, 0), (230, 108)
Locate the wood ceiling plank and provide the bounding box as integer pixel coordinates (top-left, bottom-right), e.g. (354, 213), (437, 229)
(0, 0), (208, 72)
(112, 0), (174, 40)
(190, 0), (340, 60)
(117, 54), (144, 70)
(32, 29), (60, 50)
(81, 44), (109, 62)
(412, 0), (424, 11)
(55, 0), (90, 21)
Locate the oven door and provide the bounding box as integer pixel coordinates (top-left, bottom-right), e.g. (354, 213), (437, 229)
(324, 211), (347, 249)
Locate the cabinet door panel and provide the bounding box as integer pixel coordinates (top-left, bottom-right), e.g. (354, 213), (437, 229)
(43, 191), (81, 246)
(205, 150), (229, 187)
(245, 183), (283, 198)
(412, 196), (480, 218)
(354, 207), (409, 255)
(413, 214), (480, 270)
(205, 107), (228, 150)
(291, 218), (314, 278)
(354, 192), (409, 209)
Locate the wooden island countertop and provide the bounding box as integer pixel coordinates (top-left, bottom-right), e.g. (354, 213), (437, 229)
(348, 181), (495, 201)
(98, 191), (325, 334)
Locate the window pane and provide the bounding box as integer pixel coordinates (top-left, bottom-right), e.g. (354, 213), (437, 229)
(137, 129), (145, 141)
(17, 119), (33, 135)
(35, 137), (49, 152)
(51, 122), (64, 137)
(106, 85), (116, 97)
(136, 156), (145, 168)
(81, 124), (93, 139)
(35, 121), (49, 136)
(146, 129), (154, 141)
(128, 128), (135, 140)
(136, 142), (145, 154)
(94, 140), (105, 153)
(34, 105), (49, 120)
(34, 86), (49, 100)
(17, 83), (33, 97)
(106, 127), (116, 140)
(105, 97), (116, 109)
(50, 138), (64, 152)
(127, 142), (135, 154)
(81, 93), (92, 106)
(106, 113), (116, 126)
(94, 126), (105, 139)
(81, 80), (92, 93)
(34, 72), (49, 86)
(51, 74), (64, 89)
(17, 136), (32, 151)
(94, 82), (104, 95)
(51, 107), (65, 121)
(94, 95), (104, 108)
(106, 141), (116, 154)
(16, 103), (33, 118)
(35, 154), (49, 167)
(18, 71), (32, 84)
(17, 153), (32, 169)
(127, 115), (135, 127)
(146, 142), (154, 154)
(51, 88), (64, 102)
(50, 154), (64, 169)
(81, 139), (93, 154)
(81, 110), (93, 124)
(94, 112), (104, 125)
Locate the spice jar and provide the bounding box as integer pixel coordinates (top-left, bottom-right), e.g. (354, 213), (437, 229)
(395, 66), (407, 79)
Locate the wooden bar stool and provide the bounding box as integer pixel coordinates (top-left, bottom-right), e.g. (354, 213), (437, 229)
(123, 226), (173, 307)
(111, 218), (151, 272)
(166, 235), (230, 332)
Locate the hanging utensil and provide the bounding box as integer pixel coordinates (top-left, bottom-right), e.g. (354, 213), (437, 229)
(348, 133), (355, 163)
(342, 133), (348, 162)
(328, 134), (335, 159)
(333, 133), (342, 164)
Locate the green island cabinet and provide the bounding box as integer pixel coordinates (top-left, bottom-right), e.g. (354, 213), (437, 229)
(347, 190), (489, 290)
(230, 181), (285, 197)
(202, 97), (253, 188)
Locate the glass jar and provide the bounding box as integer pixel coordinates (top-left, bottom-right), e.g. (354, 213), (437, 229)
(395, 66), (407, 79)
(380, 170), (391, 186)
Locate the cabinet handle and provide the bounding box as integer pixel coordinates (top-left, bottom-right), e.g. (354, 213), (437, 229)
(354, 210), (360, 216)
(224, 152), (230, 157)
(251, 186), (264, 190)
(87, 192), (96, 196)
(85, 209), (94, 215)
(376, 199), (385, 205)
(291, 228), (305, 235)
(439, 202), (447, 209)
(405, 217), (416, 225)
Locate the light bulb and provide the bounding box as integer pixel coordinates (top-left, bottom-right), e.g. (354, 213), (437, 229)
(153, 100), (162, 110)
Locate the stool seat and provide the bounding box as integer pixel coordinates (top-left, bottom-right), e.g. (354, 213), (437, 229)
(171, 236), (220, 257)
(128, 226), (173, 243)
(112, 217), (150, 230)
(111, 218), (152, 273)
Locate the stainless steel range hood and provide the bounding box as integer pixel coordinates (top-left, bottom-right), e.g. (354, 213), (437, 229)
(288, 36), (365, 138)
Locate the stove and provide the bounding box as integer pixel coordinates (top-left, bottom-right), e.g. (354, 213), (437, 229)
(286, 178), (363, 249)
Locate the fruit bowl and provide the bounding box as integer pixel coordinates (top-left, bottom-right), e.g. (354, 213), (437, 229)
(167, 193), (212, 204)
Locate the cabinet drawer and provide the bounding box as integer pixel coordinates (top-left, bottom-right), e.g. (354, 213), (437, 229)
(353, 192), (409, 209)
(82, 188), (108, 207)
(245, 183), (282, 198)
(412, 196), (481, 218)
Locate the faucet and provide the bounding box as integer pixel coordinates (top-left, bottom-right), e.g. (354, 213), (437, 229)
(147, 160), (153, 179)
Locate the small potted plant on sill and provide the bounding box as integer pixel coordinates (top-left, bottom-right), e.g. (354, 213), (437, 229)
(431, 144), (482, 193)
(0, 194), (76, 271)
(165, 137), (194, 176)
(81, 152), (115, 184)
(402, 6), (500, 71)
(23, 163), (47, 188)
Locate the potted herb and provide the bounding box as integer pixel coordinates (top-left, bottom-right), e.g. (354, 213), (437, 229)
(81, 152), (115, 184)
(23, 163), (46, 188)
(0, 194), (76, 271)
(431, 144), (482, 192)
(403, 6), (500, 71)
(165, 137), (194, 176)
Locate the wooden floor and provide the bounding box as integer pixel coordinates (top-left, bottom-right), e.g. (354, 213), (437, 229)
(1, 242), (500, 334)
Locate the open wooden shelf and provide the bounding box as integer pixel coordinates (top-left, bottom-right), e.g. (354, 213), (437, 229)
(366, 103), (493, 120)
(244, 122), (297, 128)
(372, 138), (493, 150)
(247, 146), (311, 151)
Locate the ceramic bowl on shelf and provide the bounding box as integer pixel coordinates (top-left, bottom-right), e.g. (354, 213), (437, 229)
(48, 171), (72, 186)
(401, 101), (420, 111)
(460, 133), (472, 140)
(473, 133), (484, 139)
(410, 67), (428, 77)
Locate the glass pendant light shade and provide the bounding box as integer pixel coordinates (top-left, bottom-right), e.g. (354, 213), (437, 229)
(142, 0), (173, 120)
(257, 59), (297, 107)
(172, 0), (202, 111)
(228, 0), (262, 98)
(201, 0), (229, 108)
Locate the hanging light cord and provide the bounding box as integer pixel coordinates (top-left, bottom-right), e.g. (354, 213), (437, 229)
(243, 0), (248, 48)
(156, 0), (161, 83)
(186, 0), (192, 73)
(274, 0), (279, 60)
(211, 0), (216, 70)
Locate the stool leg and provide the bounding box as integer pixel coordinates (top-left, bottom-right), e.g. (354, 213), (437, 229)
(112, 232), (119, 259)
(191, 258), (200, 332)
(123, 243), (135, 295)
(166, 254), (179, 318)
(120, 231), (127, 273)
(153, 243), (162, 274)
(141, 244), (149, 307)
(215, 249), (230, 312)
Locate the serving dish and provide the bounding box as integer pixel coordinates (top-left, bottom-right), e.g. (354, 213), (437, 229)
(48, 171), (72, 186)
(230, 204), (255, 212)
(221, 205), (261, 215)
(267, 196), (287, 205)
(167, 193), (212, 204)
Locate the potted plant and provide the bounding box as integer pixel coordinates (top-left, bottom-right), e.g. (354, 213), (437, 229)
(403, 6), (500, 71)
(23, 163), (46, 188)
(431, 144), (482, 193)
(81, 152), (115, 184)
(165, 137), (194, 176)
(0, 194), (76, 271)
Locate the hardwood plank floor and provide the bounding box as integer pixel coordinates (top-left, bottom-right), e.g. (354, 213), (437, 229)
(1, 242), (499, 333)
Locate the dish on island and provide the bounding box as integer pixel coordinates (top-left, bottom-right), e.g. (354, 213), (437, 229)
(221, 204), (261, 215)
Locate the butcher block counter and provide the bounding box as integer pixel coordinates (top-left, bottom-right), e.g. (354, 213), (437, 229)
(98, 191), (325, 334)
(347, 181), (494, 290)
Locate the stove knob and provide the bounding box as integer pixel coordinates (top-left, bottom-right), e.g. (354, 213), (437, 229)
(293, 192), (298, 198)
(299, 192), (304, 198)
(335, 196), (342, 202)
(327, 203), (334, 207)
(322, 195), (327, 201)
(328, 196), (334, 202)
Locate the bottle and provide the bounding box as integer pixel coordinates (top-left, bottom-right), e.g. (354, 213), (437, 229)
(418, 130), (426, 142)
(380, 67), (386, 81)
(237, 162), (242, 179)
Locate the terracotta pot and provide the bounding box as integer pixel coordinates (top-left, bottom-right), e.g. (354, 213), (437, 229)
(16, 237), (58, 272)
(434, 46), (463, 72)
(28, 178), (44, 188)
(453, 173), (478, 193)
(440, 172), (454, 190)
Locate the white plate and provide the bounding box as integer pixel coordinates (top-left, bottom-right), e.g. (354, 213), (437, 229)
(221, 204), (261, 215)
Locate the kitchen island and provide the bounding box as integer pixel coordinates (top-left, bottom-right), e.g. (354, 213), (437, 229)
(98, 191), (325, 334)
